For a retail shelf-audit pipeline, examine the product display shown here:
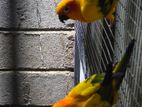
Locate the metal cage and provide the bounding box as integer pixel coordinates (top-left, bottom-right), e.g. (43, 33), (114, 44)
(75, 0), (142, 106)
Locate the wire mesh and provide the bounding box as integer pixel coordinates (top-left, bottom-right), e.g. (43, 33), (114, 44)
(75, 0), (142, 106)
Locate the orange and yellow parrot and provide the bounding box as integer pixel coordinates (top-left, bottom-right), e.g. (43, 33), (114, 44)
(52, 39), (135, 107)
(56, 0), (119, 23)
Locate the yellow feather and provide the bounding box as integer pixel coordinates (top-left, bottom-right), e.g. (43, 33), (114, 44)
(56, 0), (119, 23)
(81, 0), (104, 22)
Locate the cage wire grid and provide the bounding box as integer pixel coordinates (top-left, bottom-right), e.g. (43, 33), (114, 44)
(75, 0), (142, 107)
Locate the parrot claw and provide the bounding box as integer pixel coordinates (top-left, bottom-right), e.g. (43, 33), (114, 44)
(106, 15), (115, 24)
(106, 6), (116, 25)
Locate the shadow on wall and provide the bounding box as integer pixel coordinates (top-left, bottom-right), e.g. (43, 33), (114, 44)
(7, 0), (19, 105)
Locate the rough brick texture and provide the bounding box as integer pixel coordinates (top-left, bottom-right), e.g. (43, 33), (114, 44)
(0, 0), (75, 106)
(0, 71), (74, 106)
(0, 31), (74, 69)
(0, 0), (74, 29)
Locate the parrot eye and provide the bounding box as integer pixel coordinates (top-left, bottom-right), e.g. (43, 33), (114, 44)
(63, 6), (70, 13)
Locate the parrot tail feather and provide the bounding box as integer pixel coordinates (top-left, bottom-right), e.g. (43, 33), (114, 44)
(102, 62), (113, 87)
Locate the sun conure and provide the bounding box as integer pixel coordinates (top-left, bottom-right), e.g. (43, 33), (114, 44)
(52, 39), (135, 107)
(56, 0), (119, 23)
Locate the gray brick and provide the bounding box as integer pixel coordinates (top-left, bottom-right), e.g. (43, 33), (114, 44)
(0, 31), (74, 69)
(0, 0), (74, 29)
(40, 31), (75, 69)
(0, 32), (13, 68)
(0, 72), (13, 105)
(0, 32), (42, 69)
(16, 33), (42, 68)
(0, 71), (74, 105)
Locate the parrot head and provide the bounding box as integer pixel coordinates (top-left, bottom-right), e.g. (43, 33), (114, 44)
(56, 0), (86, 23)
(52, 97), (75, 107)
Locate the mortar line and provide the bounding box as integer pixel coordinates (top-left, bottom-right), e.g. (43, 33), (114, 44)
(0, 68), (74, 71)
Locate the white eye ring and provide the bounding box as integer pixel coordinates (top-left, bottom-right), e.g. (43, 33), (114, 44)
(64, 6), (70, 13)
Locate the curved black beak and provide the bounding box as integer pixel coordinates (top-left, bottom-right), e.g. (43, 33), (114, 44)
(59, 15), (69, 23)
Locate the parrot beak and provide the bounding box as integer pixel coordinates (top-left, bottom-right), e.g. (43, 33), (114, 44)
(59, 15), (69, 23)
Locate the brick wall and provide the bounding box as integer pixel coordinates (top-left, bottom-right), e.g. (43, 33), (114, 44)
(0, 0), (74, 106)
